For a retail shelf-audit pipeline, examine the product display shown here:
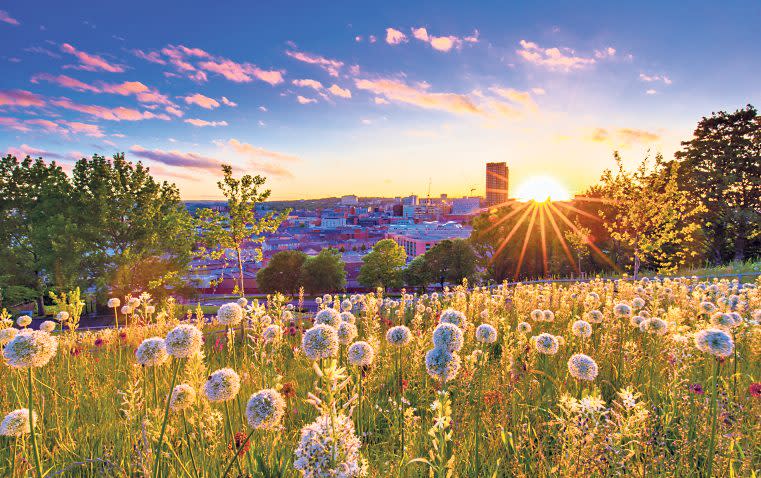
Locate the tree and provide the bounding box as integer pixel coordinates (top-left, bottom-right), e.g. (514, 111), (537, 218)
(357, 239), (406, 290)
(563, 220), (591, 276)
(197, 165), (289, 296)
(403, 255), (432, 291)
(674, 105), (760, 262)
(424, 239), (478, 288)
(256, 250), (307, 294)
(300, 248), (346, 294)
(598, 152), (704, 278)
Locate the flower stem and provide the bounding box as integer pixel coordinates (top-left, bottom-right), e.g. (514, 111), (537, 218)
(706, 357), (719, 478)
(152, 360), (180, 478)
(28, 368), (43, 478)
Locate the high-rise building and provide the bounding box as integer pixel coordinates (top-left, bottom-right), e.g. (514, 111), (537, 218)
(485, 162), (508, 207)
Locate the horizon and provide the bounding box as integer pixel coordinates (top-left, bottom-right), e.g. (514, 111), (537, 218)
(1, 1), (760, 200)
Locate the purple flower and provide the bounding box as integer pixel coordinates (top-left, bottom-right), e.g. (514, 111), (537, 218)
(689, 383), (704, 395)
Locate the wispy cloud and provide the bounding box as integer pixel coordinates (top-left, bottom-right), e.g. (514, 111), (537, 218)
(588, 127), (661, 146)
(6, 145), (64, 159)
(285, 49), (343, 77)
(297, 95), (317, 104)
(639, 73), (672, 85)
(386, 28), (408, 45)
(410, 27), (479, 52)
(155, 44), (283, 85)
(184, 93), (220, 109)
(292, 79), (323, 90)
(214, 138), (298, 177)
(328, 84), (351, 98)
(130, 144), (220, 170)
(24, 46), (61, 58)
(132, 49), (166, 65)
(52, 97), (170, 121)
(354, 77), (481, 115)
(0, 89), (46, 107)
(60, 43), (125, 73)
(516, 39), (602, 71)
(199, 59), (283, 84)
(0, 10), (20, 26)
(31, 73), (100, 92)
(184, 118), (228, 127)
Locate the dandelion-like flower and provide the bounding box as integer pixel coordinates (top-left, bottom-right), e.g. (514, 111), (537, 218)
(39, 320), (56, 333)
(533, 333), (559, 355)
(632, 297), (646, 309)
(440, 308), (466, 327)
(386, 325), (411, 347)
(530, 309), (543, 321)
(16, 315), (32, 328)
(203, 368), (241, 402)
(571, 320), (592, 339)
(55, 311), (69, 323)
(217, 303), (244, 326)
(543, 310), (555, 322)
(586, 310), (604, 323)
(710, 312), (738, 330)
(107, 298), (120, 309)
(3, 330), (58, 368)
(347, 341), (375, 367)
(293, 413), (366, 478)
(0, 327), (18, 346)
(236, 297), (248, 308)
(568, 353), (599, 381)
(262, 324), (283, 343)
(614, 303), (632, 318)
(694, 328), (734, 358)
(432, 323), (464, 352)
(314, 308), (341, 328)
(169, 383), (196, 412)
(640, 317), (668, 335)
(517, 321), (532, 334)
(301, 324), (339, 360)
(340, 311), (356, 324)
(630, 315), (646, 328)
(246, 389), (286, 430)
(135, 337), (168, 367)
(337, 321), (358, 345)
(0, 409), (35, 436)
(425, 347), (461, 383)
(700, 301), (717, 314)
(341, 299), (353, 311)
(475, 324), (497, 344)
(165, 324), (203, 358)
(120, 305), (132, 316)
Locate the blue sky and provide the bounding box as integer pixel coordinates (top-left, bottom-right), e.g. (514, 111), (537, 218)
(1, 0), (759, 199)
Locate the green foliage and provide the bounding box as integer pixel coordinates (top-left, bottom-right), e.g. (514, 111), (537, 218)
(300, 248), (347, 294)
(403, 255), (432, 290)
(256, 250), (307, 294)
(422, 239), (478, 288)
(358, 239), (407, 290)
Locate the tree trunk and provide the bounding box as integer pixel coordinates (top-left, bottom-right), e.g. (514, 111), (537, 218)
(36, 295), (45, 317)
(733, 233), (746, 262)
(236, 247), (245, 296)
(633, 252), (641, 280)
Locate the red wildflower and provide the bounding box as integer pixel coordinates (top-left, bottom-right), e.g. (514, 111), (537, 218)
(230, 431), (251, 456)
(749, 382), (761, 398)
(689, 383), (705, 395)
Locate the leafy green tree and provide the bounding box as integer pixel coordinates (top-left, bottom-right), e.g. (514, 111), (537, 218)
(196, 164), (289, 296)
(674, 105), (760, 262)
(424, 239), (478, 288)
(358, 239), (406, 290)
(256, 250), (307, 294)
(563, 220), (592, 275)
(403, 255), (432, 291)
(300, 248), (346, 294)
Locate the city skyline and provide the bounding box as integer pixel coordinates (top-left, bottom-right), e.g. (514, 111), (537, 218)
(1, 1), (759, 200)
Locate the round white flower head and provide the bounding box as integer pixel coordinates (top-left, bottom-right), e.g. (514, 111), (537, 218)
(236, 297), (248, 308)
(694, 328), (734, 358)
(480, 310), (489, 319)
(55, 311), (69, 323)
(3, 330), (58, 368)
(640, 317), (668, 335)
(347, 341), (375, 367)
(169, 383), (196, 412)
(293, 413), (365, 478)
(339, 311), (356, 324)
(246, 388), (286, 430)
(203, 368), (241, 402)
(107, 298), (120, 308)
(533, 333), (559, 355)
(217, 303), (244, 326)
(129, 297), (141, 308)
(135, 337), (168, 367)
(0, 409), (36, 436)
(145, 305), (156, 315)
(710, 312), (737, 330)
(432, 323), (464, 352)
(337, 321), (358, 345)
(301, 324), (339, 360)
(571, 320), (592, 339)
(586, 310), (604, 323)
(439, 308), (466, 328)
(425, 347), (462, 382)
(16, 315), (32, 328)
(341, 299), (353, 312)
(281, 310), (293, 322)
(386, 325), (412, 347)
(632, 297), (646, 309)
(0, 327), (18, 346)
(700, 301), (717, 314)
(262, 324), (283, 343)
(568, 353), (599, 381)
(165, 324), (203, 358)
(39, 320), (56, 333)
(530, 309), (543, 321)
(323, 294), (333, 304)
(314, 297), (323, 305)
(314, 308), (341, 328)
(630, 315), (646, 328)
(614, 303), (632, 318)
(120, 305), (132, 315)
(475, 324), (498, 344)
(517, 321), (532, 334)
(542, 310), (555, 322)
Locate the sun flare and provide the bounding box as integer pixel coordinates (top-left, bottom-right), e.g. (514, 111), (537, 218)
(514, 176), (572, 202)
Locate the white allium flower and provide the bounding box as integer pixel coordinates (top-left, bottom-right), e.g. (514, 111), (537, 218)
(315, 297), (323, 305)
(55, 311), (69, 323)
(293, 414), (366, 478)
(475, 324), (498, 344)
(586, 310), (604, 323)
(339, 311), (356, 324)
(337, 321), (358, 345)
(281, 310), (293, 322)
(542, 310), (555, 322)
(169, 383), (196, 412)
(710, 312), (738, 330)
(639, 317), (668, 335)
(39, 320), (56, 333)
(630, 315), (646, 327)
(262, 324), (283, 343)
(517, 321), (532, 334)
(0, 327), (18, 346)
(145, 305), (156, 315)
(107, 298), (120, 308)
(120, 305), (132, 315)
(341, 299), (353, 311)
(16, 315), (32, 328)
(347, 341), (375, 367)
(694, 329), (734, 358)
(571, 320), (592, 339)
(217, 303), (244, 326)
(3, 330), (58, 368)
(301, 324), (339, 360)
(236, 297), (248, 308)
(700, 301), (716, 314)
(203, 368), (241, 402)
(385, 325), (411, 347)
(314, 308), (341, 328)
(439, 308), (466, 327)
(129, 297), (141, 308)
(135, 337), (168, 367)
(613, 303), (632, 318)
(0, 409), (35, 436)
(246, 388), (286, 430)
(425, 347), (461, 382)
(530, 309), (543, 321)
(533, 333), (559, 355)
(432, 323), (464, 352)
(568, 353), (599, 381)
(165, 324), (203, 358)
(632, 297), (646, 309)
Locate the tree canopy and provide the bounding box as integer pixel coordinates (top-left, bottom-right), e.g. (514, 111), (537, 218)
(358, 239), (406, 290)
(300, 248), (346, 294)
(256, 250), (307, 294)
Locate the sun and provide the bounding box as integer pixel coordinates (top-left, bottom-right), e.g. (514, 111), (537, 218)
(514, 175), (572, 202)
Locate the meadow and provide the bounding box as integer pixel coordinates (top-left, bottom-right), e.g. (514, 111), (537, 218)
(1, 277), (760, 477)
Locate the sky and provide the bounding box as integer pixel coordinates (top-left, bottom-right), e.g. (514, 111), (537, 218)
(1, 1), (759, 200)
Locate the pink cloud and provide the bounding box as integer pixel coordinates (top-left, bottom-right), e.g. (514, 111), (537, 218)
(198, 59), (283, 85)
(132, 49), (166, 65)
(516, 39), (597, 71)
(292, 78), (323, 90)
(296, 95), (317, 104)
(32, 74), (174, 106)
(214, 138), (297, 177)
(60, 43), (125, 73)
(130, 144), (220, 171)
(0, 89), (46, 107)
(410, 27), (479, 52)
(31, 73), (100, 92)
(354, 77), (481, 115)
(165, 106), (184, 117)
(184, 93), (220, 109)
(0, 10), (20, 26)
(221, 96), (237, 107)
(7, 145), (64, 159)
(285, 49), (343, 77)
(184, 118), (228, 127)
(59, 120), (104, 137)
(25, 118), (67, 134)
(412, 27), (429, 42)
(328, 84), (351, 98)
(52, 97), (169, 121)
(639, 73), (672, 85)
(385, 28), (407, 45)
(489, 87), (537, 110)
(0, 117), (31, 132)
